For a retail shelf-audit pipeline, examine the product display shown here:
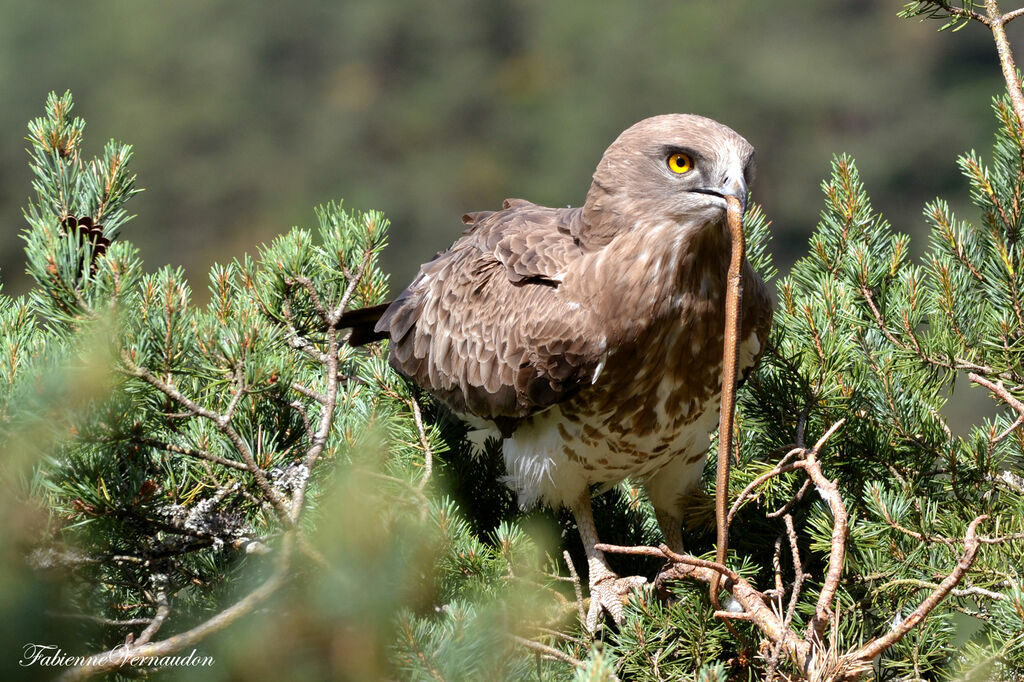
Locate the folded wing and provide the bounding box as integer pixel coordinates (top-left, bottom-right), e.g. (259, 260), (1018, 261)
(375, 200), (605, 427)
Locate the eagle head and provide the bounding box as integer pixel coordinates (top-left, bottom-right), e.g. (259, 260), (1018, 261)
(580, 114), (755, 248)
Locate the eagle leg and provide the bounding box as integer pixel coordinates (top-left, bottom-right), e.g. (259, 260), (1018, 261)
(654, 508), (685, 555)
(652, 508), (685, 599)
(572, 490), (647, 632)
(644, 458), (716, 597)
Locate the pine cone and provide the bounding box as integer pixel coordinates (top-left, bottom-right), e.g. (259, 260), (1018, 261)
(63, 215), (112, 270)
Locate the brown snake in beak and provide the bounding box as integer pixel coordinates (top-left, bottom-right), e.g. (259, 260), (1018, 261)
(711, 195), (746, 610)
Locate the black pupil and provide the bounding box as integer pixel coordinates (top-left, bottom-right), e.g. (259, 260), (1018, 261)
(674, 155), (687, 168)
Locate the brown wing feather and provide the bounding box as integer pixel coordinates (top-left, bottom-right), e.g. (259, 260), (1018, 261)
(375, 200), (602, 423)
(488, 203), (583, 284)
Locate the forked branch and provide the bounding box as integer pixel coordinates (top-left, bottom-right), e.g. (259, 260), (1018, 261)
(599, 421), (988, 680)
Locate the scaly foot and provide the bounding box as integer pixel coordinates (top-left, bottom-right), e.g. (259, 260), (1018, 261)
(585, 573), (648, 631)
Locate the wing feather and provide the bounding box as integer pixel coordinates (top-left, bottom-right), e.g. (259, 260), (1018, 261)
(375, 200), (602, 422)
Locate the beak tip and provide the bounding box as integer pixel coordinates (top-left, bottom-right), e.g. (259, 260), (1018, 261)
(727, 182), (748, 214)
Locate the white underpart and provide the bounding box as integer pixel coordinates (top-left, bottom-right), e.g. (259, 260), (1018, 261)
(501, 405), (578, 508)
(738, 331), (761, 370)
(640, 395), (720, 512)
(463, 414), (500, 455)
(498, 331), (762, 509)
(646, 331), (760, 511)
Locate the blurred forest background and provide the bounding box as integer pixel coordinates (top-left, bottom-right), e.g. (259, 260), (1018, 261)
(2, 0), (1023, 298)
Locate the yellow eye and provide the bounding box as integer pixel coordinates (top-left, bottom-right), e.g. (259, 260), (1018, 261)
(667, 152), (693, 174)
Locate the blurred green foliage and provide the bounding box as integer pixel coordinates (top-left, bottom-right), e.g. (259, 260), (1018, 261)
(0, 0), (1020, 297)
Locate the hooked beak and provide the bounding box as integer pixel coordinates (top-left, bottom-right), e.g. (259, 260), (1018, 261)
(690, 176), (748, 214)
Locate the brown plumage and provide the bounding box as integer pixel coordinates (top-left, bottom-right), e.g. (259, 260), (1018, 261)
(340, 114), (773, 629)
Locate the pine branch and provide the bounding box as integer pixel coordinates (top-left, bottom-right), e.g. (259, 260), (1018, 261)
(598, 416), (990, 680)
(987, 1), (1024, 131)
(120, 355), (293, 521)
(58, 533), (295, 681)
(852, 516), (987, 662)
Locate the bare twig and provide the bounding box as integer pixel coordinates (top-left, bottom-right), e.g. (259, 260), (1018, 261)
(728, 459), (803, 524)
(860, 285), (1011, 381)
(811, 419), (846, 452)
(222, 363), (246, 424)
(766, 514), (809, 679)
(978, 531), (1024, 544)
(563, 550), (587, 626)
(772, 534), (785, 597)
(60, 247), (382, 679)
(799, 444), (848, 646)
(874, 491), (955, 547)
(409, 393), (434, 491)
(130, 437), (250, 472)
(291, 381), (327, 404)
(509, 635), (587, 671)
(286, 276), (329, 322)
(46, 613), (155, 628)
(993, 414), (1024, 443)
(987, 1), (1024, 132)
(852, 516), (988, 662)
(1005, 6), (1024, 23)
(970, 371), (1024, 416)
(599, 541), (815, 673)
(595, 543), (737, 582)
(286, 331), (328, 363)
(601, 502), (989, 679)
(930, 1), (991, 25)
(877, 577), (1006, 602)
(873, 485), (1024, 546)
(783, 515), (807, 613)
(133, 590), (170, 646)
(767, 478), (812, 519)
(288, 399), (316, 440)
(328, 250), (373, 325)
(598, 420), (931, 677)
(289, 325), (340, 521)
(285, 256), (378, 522)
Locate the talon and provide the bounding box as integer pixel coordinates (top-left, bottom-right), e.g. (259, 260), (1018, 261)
(585, 574), (648, 632)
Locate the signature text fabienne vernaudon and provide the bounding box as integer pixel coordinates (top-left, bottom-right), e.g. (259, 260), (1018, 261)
(20, 643), (215, 670)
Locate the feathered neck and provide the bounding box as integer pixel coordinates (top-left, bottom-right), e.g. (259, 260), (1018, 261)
(563, 212), (733, 348)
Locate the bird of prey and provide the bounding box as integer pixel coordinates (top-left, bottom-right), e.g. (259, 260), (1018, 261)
(340, 114), (773, 630)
